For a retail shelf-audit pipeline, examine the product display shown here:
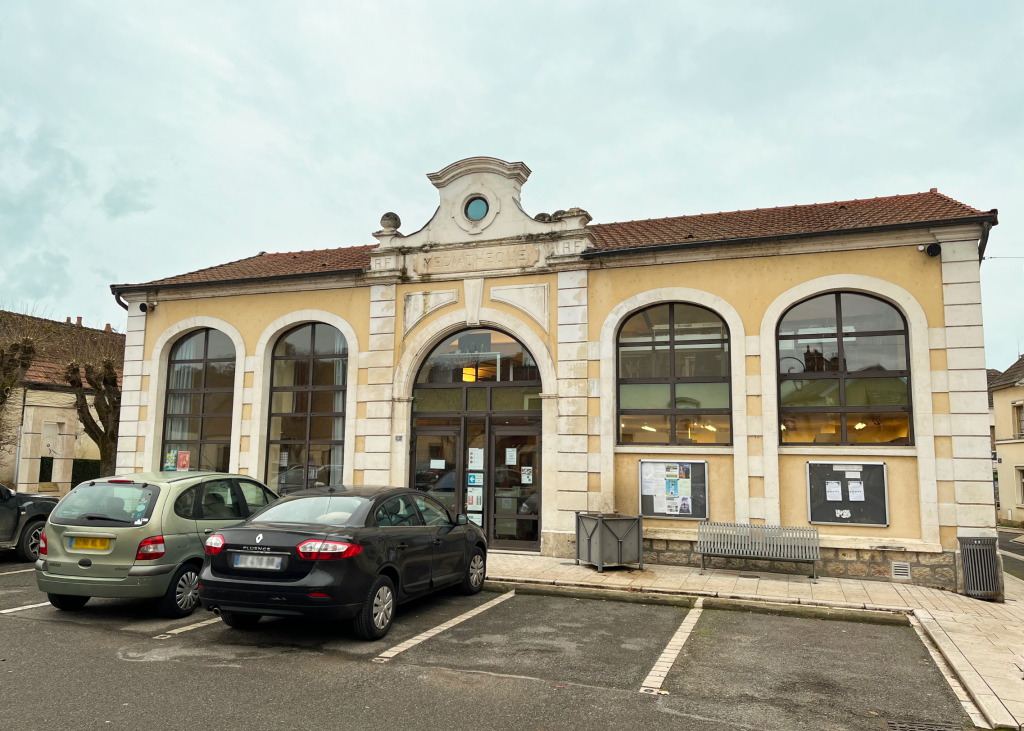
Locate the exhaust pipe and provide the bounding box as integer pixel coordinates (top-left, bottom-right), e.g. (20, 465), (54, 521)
(212, 607), (221, 616)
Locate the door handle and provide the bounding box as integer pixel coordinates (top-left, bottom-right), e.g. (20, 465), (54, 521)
(397, 542), (408, 550)
(204, 529), (213, 534)
(432, 539), (442, 547)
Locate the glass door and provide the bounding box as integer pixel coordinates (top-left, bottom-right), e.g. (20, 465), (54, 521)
(489, 429), (541, 550)
(410, 430), (461, 516)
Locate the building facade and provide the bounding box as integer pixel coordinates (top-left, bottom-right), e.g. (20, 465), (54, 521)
(992, 357), (1024, 524)
(110, 157), (1000, 592)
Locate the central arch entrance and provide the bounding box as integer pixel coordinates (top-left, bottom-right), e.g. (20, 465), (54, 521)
(410, 328), (542, 551)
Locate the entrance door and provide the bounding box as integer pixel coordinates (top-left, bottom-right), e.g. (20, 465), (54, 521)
(410, 430), (461, 516)
(489, 429), (541, 550)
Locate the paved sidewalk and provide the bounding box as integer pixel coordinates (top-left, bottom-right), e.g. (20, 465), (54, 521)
(488, 552), (1024, 730)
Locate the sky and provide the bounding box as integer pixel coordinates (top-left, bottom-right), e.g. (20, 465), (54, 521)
(1, 1), (1021, 368)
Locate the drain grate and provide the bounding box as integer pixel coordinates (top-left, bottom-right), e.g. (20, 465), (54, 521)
(891, 561), (911, 580)
(880, 720), (966, 731)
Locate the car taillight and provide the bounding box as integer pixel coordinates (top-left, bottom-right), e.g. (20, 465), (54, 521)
(136, 535), (165, 560)
(39, 530), (47, 556)
(204, 534), (226, 555)
(296, 539), (362, 560)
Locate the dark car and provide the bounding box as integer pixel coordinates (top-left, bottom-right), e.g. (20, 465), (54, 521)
(0, 484), (58, 561)
(198, 486), (487, 640)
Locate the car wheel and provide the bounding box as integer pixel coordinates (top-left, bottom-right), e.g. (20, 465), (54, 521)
(220, 611), (261, 630)
(460, 547), (486, 595)
(157, 563), (201, 618)
(353, 574), (395, 641)
(47, 593), (90, 611)
(15, 520), (45, 562)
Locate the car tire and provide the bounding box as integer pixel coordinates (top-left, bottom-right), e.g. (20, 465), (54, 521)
(15, 520), (45, 562)
(459, 547), (486, 595)
(157, 563), (201, 618)
(220, 611), (262, 630)
(47, 593), (90, 611)
(353, 574), (395, 641)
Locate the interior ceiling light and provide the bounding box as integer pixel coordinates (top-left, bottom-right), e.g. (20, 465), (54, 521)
(854, 422), (867, 430)
(641, 425), (657, 432)
(704, 424), (717, 431)
(462, 368), (476, 382)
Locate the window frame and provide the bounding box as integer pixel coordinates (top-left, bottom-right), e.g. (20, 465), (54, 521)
(615, 303), (732, 446)
(776, 292), (914, 446)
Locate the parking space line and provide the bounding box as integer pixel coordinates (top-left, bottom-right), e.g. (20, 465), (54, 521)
(0, 568), (34, 576)
(639, 597), (703, 695)
(0, 601), (51, 614)
(153, 616), (222, 640)
(373, 590), (516, 663)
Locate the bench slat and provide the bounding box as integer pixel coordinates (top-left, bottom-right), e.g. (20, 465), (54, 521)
(697, 522), (820, 562)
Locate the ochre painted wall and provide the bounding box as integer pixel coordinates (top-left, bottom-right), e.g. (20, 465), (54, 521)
(614, 453), (736, 527)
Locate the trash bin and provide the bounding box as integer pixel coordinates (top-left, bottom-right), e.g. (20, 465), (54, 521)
(959, 536), (1001, 600)
(575, 512), (643, 573)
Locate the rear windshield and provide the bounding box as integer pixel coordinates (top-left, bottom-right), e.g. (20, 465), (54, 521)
(50, 482), (161, 528)
(249, 496), (369, 527)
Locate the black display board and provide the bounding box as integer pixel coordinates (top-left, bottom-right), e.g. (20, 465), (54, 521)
(638, 460), (709, 520)
(807, 461), (888, 526)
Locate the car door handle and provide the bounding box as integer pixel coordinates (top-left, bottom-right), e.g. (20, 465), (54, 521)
(432, 539), (442, 546)
(397, 542), (408, 550)
(204, 529), (213, 534)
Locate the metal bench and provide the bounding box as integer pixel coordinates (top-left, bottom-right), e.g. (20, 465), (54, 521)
(696, 522), (821, 581)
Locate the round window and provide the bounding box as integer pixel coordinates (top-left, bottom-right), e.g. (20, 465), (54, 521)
(465, 197), (488, 222)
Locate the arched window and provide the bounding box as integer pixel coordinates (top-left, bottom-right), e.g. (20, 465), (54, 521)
(163, 328), (236, 472)
(617, 304), (731, 445)
(265, 323), (348, 492)
(777, 292), (911, 445)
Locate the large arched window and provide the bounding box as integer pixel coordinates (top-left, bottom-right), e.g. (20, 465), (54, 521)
(163, 328), (236, 472)
(617, 303), (731, 445)
(777, 292), (911, 445)
(265, 323), (347, 492)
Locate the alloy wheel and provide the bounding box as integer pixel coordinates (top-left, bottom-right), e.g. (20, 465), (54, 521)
(372, 586), (394, 629)
(27, 525), (43, 560)
(469, 554), (485, 588)
(176, 570), (200, 610)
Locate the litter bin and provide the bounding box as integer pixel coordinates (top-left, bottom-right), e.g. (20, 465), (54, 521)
(575, 512), (643, 573)
(959, 536), (1001, 600)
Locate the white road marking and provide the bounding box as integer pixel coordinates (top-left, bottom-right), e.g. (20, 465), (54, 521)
(0, 568), (35, 576)
(0, 601), (51, 614)
(373, 590), (516, 663)
(639, 597), (703, 695)
(153, 617), (222, 640)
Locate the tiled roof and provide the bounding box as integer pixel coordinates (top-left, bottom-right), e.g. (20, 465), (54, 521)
(0, 312), (126, 388)
(114, 190), (993, 290)
(586, 190), (993, 252)
(988, 368), (1003, 406)
(991, 357), (1024, 391)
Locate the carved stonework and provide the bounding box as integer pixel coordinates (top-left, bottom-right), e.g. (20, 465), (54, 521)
(403, 289), (458, 336)
(413, 243), (539, 276)
(489, 283), (550, 332)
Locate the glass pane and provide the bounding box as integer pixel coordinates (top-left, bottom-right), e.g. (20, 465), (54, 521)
(174, 486), (198, 518)
(266, 444), (308, 494)
(272, 391), (308, 414)
(412, 389), (463, 412)
(619, 414), (671, 444)
(494, 518), (538, 542)
(167, 393), (201, 415)
(311, 390), (345, 413)
(198, 443), (229, 472)
(203, 392), (233, 415)
(674, 342), (729, 377)
(200, 480), (242, 519)
(270, 416), (307, 441)
(413, 418), (461, 427)
(239, 482), (270, 510)
(618, 305), (671, 379)
(490, 415), (542, 427)
(165, 417), (199, 441)
(170, 363), (202, 390)
(414, 495), (452, 526)
(273, 360), (309, 387)
(841, 293), (904, 333)
(843, 335), (907, 372)
(491, 386), (542, 411)
(848, 413), (911, 444)
(779, 379), (841, 407)
(201, 417), (231, 440)
(778, 337), (840, 374)
(780, 413), (841, 443)
(619, 384), (671, 410)
(779, 294), (837, 336)
(673, 304), (725, 341)
(417, 329), (538, 383)
(674, 414), (731, 444)
(162, 444), (197, 471)
(313, 324), (347, 356)
(205, 361), (235, 388)
(307, 444), (344, 487)
(413, 434), (458, 511)
(275, 325), (312, 357)
(494, 434), (540, 531)
(675, 383), (730, 409)
(206, 329), (235, 359)
(467, 388), (487, 411)
(845, 377), (909, 406)
(310, 416), (344, 441)
(312, 358), (347, 386)
(170, 331), (205, 361)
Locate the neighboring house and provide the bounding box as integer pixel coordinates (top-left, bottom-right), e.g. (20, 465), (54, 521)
(0, 315), (125, 496)
(992, 356), (1024, 523)
(988, 368), (1002, 507)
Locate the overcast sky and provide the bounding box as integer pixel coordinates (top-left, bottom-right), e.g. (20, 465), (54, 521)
(1, 1), (1021, 368)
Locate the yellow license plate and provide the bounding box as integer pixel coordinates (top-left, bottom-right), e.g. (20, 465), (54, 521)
(70, 537), (110, 550)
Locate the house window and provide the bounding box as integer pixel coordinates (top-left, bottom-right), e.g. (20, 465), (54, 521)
(1017, 467), (1024, 506)
(265, 323), (347, 494)
(1013, 404), (1024, 440)
(617, 303), (731, 445)
(777, 292), (912, 445)
(163, 328), (236, 472)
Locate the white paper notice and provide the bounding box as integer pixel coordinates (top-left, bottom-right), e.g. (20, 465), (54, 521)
(654, 493), (667, 513)
(468, 448), (484, 471)
(467, 486), (483, 510)
(848, 481), (865, 501)
(845, 472), (861, 479)
(641, 480), (656, 496)
(665, 497), (681, 514)
(468, 514), (483, 526)
(521, 466), (533, 485)
(429, 459), (445, 469)
(641, 463), (655, 481)
(505, 448), (517, 466)
(678, 478), (692, 498)
(825, 481), (843, 501)
(665, 463), (679, 480)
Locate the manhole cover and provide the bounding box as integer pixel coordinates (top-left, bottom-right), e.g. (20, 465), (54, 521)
(880, 720), (966, 731)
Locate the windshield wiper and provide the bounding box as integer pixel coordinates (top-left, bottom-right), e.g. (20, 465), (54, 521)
(81, 513), (134, 524)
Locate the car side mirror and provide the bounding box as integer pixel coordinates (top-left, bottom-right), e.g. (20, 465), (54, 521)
(456, 514), (468, 526)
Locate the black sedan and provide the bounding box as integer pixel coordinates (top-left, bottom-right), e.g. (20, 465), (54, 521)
(198, 486), (487, 640)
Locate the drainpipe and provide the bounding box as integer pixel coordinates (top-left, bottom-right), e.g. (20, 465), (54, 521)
(978, 220), (993, 263)
(113, 292), (129, 311)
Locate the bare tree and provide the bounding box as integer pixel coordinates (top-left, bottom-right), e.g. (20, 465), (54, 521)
(0, 310), (47, 456)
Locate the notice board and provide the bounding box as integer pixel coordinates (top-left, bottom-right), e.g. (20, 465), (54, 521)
(638, 460), (708, 520)
(806, 461), (888, 526)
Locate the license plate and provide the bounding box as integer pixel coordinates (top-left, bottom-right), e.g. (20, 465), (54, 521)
(233, 554), (283, 570)
(70, 537), (110, 550)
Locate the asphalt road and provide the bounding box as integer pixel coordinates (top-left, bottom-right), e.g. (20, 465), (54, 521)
(998, 530), (1024, 581)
